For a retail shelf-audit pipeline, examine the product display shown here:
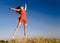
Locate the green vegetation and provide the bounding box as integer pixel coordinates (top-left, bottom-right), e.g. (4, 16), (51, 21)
(0, 37), (60, 43)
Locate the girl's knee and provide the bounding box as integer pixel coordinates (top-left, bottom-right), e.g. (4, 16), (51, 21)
(25, 23), (27, 26)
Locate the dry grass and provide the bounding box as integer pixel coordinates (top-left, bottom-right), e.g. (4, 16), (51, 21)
(0, 37), (60, 43)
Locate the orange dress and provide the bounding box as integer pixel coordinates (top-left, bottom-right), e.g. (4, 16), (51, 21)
(19, 9), (27, 24)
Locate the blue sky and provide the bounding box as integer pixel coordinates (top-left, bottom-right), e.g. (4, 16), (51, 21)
(0, 0), (60, 40)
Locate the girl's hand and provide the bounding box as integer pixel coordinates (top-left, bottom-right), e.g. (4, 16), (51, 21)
(9, 8), (11, 10)
(25, 3), (27, 10)
(9, 8), (13, 10)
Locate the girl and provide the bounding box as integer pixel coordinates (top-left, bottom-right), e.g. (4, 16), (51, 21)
(10, 4), (27, 40)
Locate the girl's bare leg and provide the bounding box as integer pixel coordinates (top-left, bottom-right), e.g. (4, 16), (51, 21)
(24, 23), (27, 40)
(12, 22), (22, 39)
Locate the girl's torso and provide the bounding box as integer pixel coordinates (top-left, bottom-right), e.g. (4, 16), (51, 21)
(20, 9), (26, 19)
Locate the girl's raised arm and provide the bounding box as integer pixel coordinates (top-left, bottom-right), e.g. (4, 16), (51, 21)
(24, 3), (27, 10)
(9, 8), (20, 11)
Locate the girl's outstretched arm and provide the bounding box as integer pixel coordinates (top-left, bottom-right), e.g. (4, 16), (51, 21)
(25, 3), (27, 10)
(9, 8), (20, 11)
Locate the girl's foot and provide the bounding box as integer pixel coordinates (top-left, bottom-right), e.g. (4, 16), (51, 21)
(24, 36), (27, 41)
(11, 36), (15, 40)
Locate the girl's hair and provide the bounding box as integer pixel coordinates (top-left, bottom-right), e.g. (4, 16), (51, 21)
(16, 6), (21, 14)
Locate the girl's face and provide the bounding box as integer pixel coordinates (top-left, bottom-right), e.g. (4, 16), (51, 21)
(21, 6), (24, 9)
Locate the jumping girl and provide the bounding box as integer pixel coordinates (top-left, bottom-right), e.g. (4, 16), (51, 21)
(10, 4), (27, 40)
